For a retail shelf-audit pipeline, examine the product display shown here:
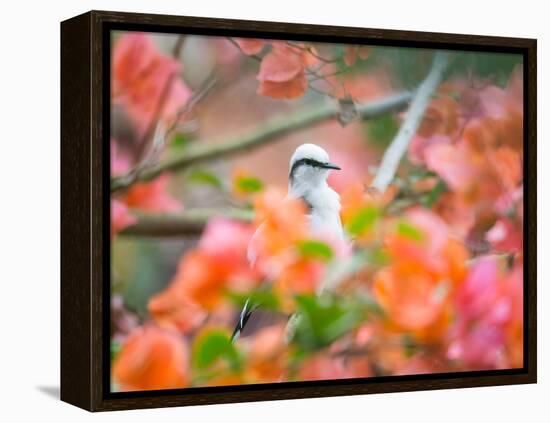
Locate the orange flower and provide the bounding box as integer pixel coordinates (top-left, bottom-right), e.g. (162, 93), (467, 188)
(159, 219), (259, 311)
(339, 181), (396, 242)
(113, 326), (189, 391)
(251, 187), (308, 259)
(274, 258), (325, 299)
(172, 250), (230, 311)
(246, 324), (288, 383)
(296, 353), (371, 381)
(148, 284), (207, 333)
(373, 208), (468, 340)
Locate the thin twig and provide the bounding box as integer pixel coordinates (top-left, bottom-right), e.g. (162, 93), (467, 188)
(285, 41), (340, 64)
(172, 35), (186, 58)
(227, 37), (263, 62)
(166, 72), (219, 134)
(134, 71), (178, 161)
(369, 51), (450, 192)
(134, 36), (187, 163)
(111, 91), (412, 192)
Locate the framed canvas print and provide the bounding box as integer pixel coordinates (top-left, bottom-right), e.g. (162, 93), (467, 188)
(60, 10), (537, 411)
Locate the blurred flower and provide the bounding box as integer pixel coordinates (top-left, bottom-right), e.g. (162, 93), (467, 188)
(394, 353), (446, 376)
(112, 33), (192, 134)
(250, 187), (308, 263)
(257, 42), (316, 99)
(148, 284), (207, 333)
(111, 199), (136, 237)
(409, 69), (524, 249)
(111, 139), (131, 176)
(447, 257), (523, 369)
(297, 353), (371, 381)
(123, 173), (182, 212)
(157, 219), (260, 311)
(113, 326), (189, 391)
(249, 188), (342, 304)
(234, 38), (266, 55)
(245, 324), (288, 383)
(486, 218), (523, 254)
(343, 45), (371, 66)
(373, 208), (468, 340)
(418, 96), (459, 138)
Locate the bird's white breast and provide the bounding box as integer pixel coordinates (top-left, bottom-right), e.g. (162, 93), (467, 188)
(289, 182), (344, 242)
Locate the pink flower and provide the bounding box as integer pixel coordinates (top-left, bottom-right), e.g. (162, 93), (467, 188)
(112, 33), (192, 134)
(111, 199), (137, 236)
(111, 139), (131, 176)
(448, 257), (518, 369)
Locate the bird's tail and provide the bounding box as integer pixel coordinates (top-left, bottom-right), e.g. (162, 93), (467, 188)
(231, 298), (256, 343)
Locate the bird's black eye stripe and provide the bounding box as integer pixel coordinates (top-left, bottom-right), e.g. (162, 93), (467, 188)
(289, 158), (325, 181)
(300, 158), (322, 167)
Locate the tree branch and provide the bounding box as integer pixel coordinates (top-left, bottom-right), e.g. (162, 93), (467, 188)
(111, 92), (412, 192)
(369, 51), (450, 192)
(120, 208), (254, 237)
(313, 51), (450, 302)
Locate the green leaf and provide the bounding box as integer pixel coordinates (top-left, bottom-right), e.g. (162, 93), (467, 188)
(345, 206), (381, 237)
(366, 247), (390, 266)
(396, 220), (424, 241)
(187, 169), (223, 189)
(235, 176), (263, 193)
(192, 329), (241, 371)
(292, 294), (365, 351)
(296, 240), (334, 261)
(111, 341), (121, 361)
(171, 132), (192, 148)
(401, 334), (420, 358)
(421, 179), (447, 207)
(227, 286), (280, 311)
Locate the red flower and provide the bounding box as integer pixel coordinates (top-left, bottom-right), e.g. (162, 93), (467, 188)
(123, 173), (182, 212)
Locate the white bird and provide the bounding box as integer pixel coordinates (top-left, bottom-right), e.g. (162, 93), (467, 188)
(231, 143), (343, 341)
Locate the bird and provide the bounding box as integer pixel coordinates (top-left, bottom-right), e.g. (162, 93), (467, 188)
(231, 143), (343, 342)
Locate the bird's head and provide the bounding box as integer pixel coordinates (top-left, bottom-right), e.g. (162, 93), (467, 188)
(288, 143), (341, 188)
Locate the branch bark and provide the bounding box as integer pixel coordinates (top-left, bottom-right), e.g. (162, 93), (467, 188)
(369, 51), (450, 192)
(111, 92), (412, 192)
(120, 208), (254, 237)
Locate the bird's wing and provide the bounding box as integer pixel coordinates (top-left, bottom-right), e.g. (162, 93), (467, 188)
(231, 297), (257, 342)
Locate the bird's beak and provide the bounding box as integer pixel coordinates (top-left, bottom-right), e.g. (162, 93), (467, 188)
(322, 162), (341, 170)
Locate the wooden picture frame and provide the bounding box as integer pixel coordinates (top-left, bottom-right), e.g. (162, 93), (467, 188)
(61, 10), (537, 412)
